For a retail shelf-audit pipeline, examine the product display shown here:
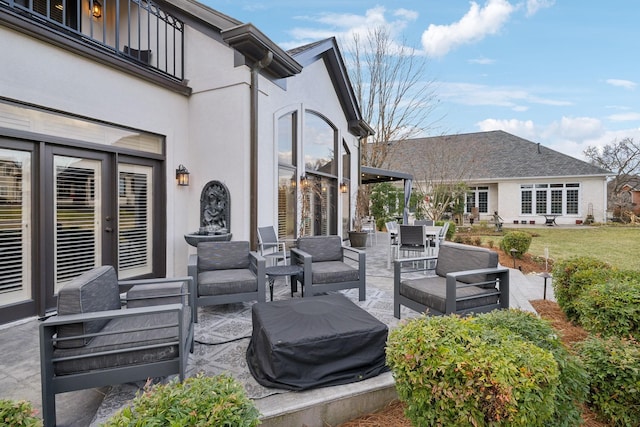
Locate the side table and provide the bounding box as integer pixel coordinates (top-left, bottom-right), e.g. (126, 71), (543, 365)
(265, 264), (302, 301)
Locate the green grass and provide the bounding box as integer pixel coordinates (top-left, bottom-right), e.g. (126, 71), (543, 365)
(501, 225), (640, 271)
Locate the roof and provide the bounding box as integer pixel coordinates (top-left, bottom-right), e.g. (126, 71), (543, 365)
(361, 166), (412, 184)
(385, 130), (612, 181)
(288, 38), (373, 138)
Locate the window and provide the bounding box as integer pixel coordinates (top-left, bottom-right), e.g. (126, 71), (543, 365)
(520, 183), (581, 216)
(277, 112), (297, 241)
(303, 112), (337, 236)
(466, 186), (488, 214)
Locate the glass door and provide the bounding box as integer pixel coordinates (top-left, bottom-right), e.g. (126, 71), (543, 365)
(52, 154), (106, 294)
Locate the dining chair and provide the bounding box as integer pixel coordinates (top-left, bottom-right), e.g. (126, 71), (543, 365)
(386, 221), (399, 268)
(361, 216), (377, 246)
(257, 226), (289, 266)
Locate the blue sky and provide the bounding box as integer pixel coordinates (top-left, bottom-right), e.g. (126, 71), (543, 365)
(204, 0), (639, 160)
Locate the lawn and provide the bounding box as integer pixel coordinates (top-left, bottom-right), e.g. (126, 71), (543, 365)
(497, 225), (640, 271)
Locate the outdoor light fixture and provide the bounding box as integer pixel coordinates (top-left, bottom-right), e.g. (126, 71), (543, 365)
(510, 248), (518, 269)
(340, 181), (348, 193)
(91, 0), (102, 18)
(176, 164), (190, 186)
(300, 175), (308, 188)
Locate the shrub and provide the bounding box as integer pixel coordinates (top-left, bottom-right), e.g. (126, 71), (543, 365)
(104, 374), (261, 426)
(575, 272), (640, 339)
(499, 231), (532, 259)
(387, 315), (559, 426)
(0, 400), (42, 427)
(551, 257), (611, 321)
(576, 335), (640, 426)
(475, 310), (588, 427)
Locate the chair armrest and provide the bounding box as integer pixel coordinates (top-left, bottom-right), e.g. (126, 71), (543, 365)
(290, 247), (312, 287)
(445, 267), (510, 313)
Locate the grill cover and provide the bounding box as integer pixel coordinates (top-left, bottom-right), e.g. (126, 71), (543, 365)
(246, 294), (388, 390)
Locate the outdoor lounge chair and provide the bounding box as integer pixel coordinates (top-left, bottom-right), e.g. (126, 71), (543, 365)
(39, 265), (194, 427)
(188, 241), (266, 322)
(290, 235), (366, 300)
(257, 225), (289, 266)
(393, 241), (509, 318)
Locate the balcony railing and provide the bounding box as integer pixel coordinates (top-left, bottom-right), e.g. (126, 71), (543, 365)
(2, 0), (184, 81)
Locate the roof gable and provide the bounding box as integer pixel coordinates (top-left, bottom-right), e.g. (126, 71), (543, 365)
(289, 38), (372, 137)
(386, 130), (612, 180)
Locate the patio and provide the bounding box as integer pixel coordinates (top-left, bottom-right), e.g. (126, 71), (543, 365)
(0, 231), (545, 426)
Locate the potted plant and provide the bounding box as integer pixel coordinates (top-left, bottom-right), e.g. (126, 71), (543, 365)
(348, 186), (369, 248)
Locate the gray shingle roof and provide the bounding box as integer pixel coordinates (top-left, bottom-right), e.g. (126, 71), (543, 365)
(385, 130), (611, 180)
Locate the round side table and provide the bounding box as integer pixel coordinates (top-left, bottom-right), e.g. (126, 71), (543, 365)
(265, 265), (303, 301)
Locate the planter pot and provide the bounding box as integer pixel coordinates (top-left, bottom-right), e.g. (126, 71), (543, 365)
(348, 231), (368, 248)
(513, 220), (519, 224)
(529, 220), (536, 225)
(576, 219), (583, 224)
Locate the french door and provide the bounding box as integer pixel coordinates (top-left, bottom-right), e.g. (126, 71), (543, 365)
(0, 139), (163, 322)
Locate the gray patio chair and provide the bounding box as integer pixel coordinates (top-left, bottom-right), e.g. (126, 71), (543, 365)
(257, 226), (289, 266)
(188, 240), (266, 322)
(290, 235), (366, 300)
(393, 242), (509, 318)
(414, 219), (434, 226)
(39, 265), (194, 427)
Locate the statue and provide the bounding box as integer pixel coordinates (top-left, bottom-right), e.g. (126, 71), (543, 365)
(199, 181), (230, 234)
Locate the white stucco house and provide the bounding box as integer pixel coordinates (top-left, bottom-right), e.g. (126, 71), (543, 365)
(386, 131), (612, 225)
(0, 0), (371, 324)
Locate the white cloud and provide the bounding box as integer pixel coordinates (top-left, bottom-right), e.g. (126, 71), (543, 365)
(468, 57), (495, 65)
(525, 0), (555, 17)
(439, 82), (570, 109)
(476, 118), (537, 140)
(606, 79), (637, 90)
(421, 0), (514, 57)
(283, 6), (419, 51)
(608, 112), (640, 122)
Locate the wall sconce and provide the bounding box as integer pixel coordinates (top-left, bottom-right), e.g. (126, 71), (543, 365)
(90, 0), (102, 18)
(340, 181), (348, 193)
(176, 164), (190, 186)
(300, 175), (308, 188)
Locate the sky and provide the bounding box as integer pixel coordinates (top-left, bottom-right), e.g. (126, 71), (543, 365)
(204, 0), (640, 160)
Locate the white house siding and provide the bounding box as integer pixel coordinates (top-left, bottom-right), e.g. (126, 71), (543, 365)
(495, 177), (607, 225)
(1, 25), (191, 278)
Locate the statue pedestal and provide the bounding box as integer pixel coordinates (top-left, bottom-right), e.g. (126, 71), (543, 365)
(184, 233), (232, 247)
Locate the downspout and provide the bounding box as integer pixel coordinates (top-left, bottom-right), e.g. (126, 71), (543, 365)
(250, 51), (273, 250)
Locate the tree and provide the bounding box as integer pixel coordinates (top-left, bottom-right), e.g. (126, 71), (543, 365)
(346, 27), (440, 216)
(584, 137), (640, 215)
(349, 27), (439, 168)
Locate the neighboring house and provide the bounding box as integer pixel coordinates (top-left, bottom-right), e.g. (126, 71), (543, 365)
(608, 175), (640, 217)
(385, 130), (612, 225)
(0, 1), (370, 324)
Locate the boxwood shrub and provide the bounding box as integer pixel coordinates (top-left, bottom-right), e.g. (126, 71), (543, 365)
(576, 335), (640, 426)
(575, 272), (640, 340)
(499, 231), (532, 259)
(103, 374), (260, 427)
(551, 257), (611, 321)
(386, 314), (560, 426)
(475, 309), (588, 427)
(0, 400), (42, 427)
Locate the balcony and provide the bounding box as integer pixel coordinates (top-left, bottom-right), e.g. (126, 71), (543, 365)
(1, 0), (184, 83)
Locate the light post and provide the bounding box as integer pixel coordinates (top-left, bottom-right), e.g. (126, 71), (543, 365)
(510, 248), (518, 269)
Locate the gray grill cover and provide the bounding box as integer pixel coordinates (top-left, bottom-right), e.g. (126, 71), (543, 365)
(246, 294), (388, 390)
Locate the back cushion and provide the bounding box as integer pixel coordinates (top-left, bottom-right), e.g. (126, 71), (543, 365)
(198, 241), (250, 271)
(297, 236), (343, 262)
(56, 265), (121, 348)
(435, 242), (498, 284)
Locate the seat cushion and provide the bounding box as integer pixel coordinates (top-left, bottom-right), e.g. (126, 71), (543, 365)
(52, 309), (190, 375)
(400, 276), (499, 314)
(126, 281), (187, 308)
(198, 241), (250, 271)
(198, 269), (258, 296)
(56, 266), (121, 349)
(310, 261), (359, 284)
(297, 236), (343, 262)
(435, 242), (498, 285)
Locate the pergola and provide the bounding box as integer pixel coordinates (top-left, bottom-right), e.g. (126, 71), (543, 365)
(360, 166), (413, 224)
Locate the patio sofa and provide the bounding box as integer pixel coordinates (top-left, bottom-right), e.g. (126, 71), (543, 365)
(393, 241), (509, 318)
(39, 266), (194, 427)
